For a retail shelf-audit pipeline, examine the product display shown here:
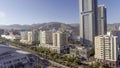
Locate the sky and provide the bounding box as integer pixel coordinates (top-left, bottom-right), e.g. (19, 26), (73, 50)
(0, 0), (119, 25)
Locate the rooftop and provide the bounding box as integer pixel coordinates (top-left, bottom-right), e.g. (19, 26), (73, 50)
(0, 44), (16, 56)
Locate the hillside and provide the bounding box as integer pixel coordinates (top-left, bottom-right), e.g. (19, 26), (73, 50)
(0, 22), (79, 35)
(1, 22), (118, 36)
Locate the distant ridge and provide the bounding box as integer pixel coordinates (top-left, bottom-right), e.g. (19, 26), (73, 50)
(0, 22), (119, 35)
(0, 22), (79, 35)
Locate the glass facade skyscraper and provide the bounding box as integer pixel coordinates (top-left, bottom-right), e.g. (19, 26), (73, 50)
(79, 0), (98, 46)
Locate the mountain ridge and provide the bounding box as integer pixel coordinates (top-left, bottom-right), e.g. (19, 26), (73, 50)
(0, 22), (119, 35)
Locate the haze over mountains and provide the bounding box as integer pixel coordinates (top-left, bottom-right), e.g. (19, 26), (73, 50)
(0, 22), (119, 35)
(0, 22), (78, 30)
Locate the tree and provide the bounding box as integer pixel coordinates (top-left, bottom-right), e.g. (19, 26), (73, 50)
(73, 59), (80, 65)
(92, 62), (100, 68)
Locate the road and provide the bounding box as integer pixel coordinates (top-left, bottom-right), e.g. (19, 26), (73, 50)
(16, 45), (70, 68)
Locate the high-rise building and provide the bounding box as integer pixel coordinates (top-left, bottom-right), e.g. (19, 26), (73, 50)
(28, 31), (32, 43)
(32, 29), (40, 43)
(27, 31), (38, 44)
(107, 31), (120, 45)
(20, 31), (28, 43)
(95, 35), (120, 68)
(39, 30), (53, 45)
(79, 0), (98, 46)
(97, 5), (107, 35)
(53, 31), (68, 54)
(20, 30), (39, 44)
(53, 31), (68, 47)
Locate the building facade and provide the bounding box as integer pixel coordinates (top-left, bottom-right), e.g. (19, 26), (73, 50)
(53, 31), (68, 47)
(0, 44), (35, 68)
(97, 5), (107, 35)
(107, 31), (120, 45)
(20, 30), (39, 44)
(70, 45), (94, 59)
(27, 31), (32, 43)
(95, 35), (120, 68)
(20, 31), (29, 44)
(39, 30), (53, 45)
(79, 0), (98, 46)
(52, 31), (69, 54)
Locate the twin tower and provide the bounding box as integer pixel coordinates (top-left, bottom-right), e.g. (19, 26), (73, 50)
(79, 0), (107, 46)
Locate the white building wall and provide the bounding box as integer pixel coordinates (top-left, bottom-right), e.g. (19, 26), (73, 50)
(95, 35), (118, 61)
(39, 31), (52, 45)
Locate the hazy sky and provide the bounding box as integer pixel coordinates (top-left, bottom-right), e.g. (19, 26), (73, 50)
(0, 0), (119, 25)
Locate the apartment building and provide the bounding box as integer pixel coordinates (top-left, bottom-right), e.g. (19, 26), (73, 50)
(95, 35), (120, 68)
(52, 31), (69, 54)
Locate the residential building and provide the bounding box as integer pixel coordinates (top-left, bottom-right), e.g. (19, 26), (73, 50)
(39, 30), (53, 45)
(32, 30), (39, 43)
(95, 35), (120, 68)
(20, 30), (39, 44)
(107, 31), (120, 45)
(28, 31), (33, 44)
(39, 31), (69, 54)
(52, 31), (69, 54)
(97, 5), (107, 35)
(79, 0), (98, 46)
(20, 31), (29, 44)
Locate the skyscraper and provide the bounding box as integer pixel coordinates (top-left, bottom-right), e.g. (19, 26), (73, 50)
(97, 5), (107, 35)
(79, 0), (98, 46)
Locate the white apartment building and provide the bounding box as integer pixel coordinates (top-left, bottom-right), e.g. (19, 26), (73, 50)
(20, 31), (29, 44)
(28, 31), (32, 43)
(107, 31), (120, 45)
(95, 35), (120, 68)
(52, 31), (69, 54)
(39, 31), (69, 54)
(53, 31), (68, 47)
(39, 30), (52, 45)
(20, 31), (39, 44)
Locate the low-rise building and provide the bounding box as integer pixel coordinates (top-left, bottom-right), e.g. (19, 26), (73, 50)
(69, 45), (93, 59)
(1, 31), (20, 41)
(0, 44), (35, 68)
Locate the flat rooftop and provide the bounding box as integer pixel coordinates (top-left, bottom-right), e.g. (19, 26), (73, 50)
(0, 44), (16, 55)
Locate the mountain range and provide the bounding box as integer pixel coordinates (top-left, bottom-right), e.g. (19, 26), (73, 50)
(0, 22), (79, 35)
(0, 22), (119, 35)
